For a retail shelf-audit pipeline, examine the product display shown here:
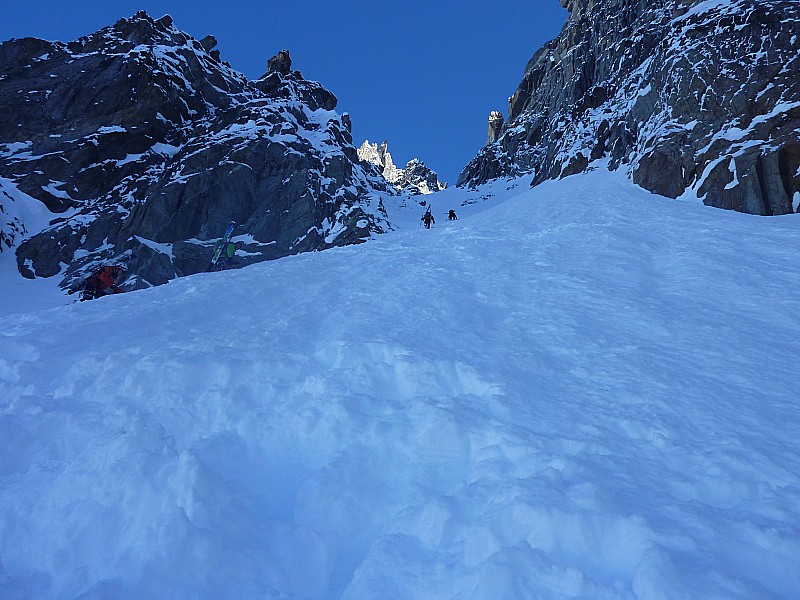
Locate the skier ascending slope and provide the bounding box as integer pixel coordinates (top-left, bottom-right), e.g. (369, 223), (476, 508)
(421, 206), (435, 229)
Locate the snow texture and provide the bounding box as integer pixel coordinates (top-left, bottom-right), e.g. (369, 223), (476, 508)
(1, 170), (799, 599)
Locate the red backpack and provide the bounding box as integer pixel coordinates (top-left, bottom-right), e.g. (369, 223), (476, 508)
(93, 266), (123, 289)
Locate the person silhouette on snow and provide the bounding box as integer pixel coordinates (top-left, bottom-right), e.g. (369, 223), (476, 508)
(73, 263), (128, 301)
(448, 209), (458, 220)
(421, 209), (435, 229)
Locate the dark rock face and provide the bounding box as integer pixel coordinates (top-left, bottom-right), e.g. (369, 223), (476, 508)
(459, 0), (800, 216)
(0, 12), (394, 289)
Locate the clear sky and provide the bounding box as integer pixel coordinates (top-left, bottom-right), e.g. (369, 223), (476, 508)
(0, 0), (568, 184)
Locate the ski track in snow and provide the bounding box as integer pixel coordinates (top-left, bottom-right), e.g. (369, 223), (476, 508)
(1, 171), (799, 599)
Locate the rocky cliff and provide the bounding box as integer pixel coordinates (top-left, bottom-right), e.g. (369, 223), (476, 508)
(459, 0), (800, 216)
(0, 12), (395, 290)
(358, 140), (446, 195)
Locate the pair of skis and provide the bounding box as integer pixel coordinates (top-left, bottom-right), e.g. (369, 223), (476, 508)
(209, 221), (236, 271)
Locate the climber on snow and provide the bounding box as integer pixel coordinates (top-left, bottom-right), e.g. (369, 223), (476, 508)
(421, 208), (435, 229)
(71, 263), (128, 301)
(448, 209), (458, 221)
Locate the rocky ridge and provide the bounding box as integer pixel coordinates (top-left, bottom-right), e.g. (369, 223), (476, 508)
(0, 12), (396, 290)
(459, 0), (800, 216)
(358, 140), (446, 195)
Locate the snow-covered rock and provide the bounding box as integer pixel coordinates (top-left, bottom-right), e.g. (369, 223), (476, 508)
(358, 139), (404, 183)
(459, 0), (800, 216)
(0, 11), (396, 291)
(359, 139), (446, 195)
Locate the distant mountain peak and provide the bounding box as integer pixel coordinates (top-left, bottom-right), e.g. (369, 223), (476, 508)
(358, 139), (446, 195)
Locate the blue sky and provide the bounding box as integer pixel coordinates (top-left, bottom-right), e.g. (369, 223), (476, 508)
(1, 1), (568, 183)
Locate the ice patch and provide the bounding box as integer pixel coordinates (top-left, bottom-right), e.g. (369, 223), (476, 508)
(0, 141), (32, 156)
(116, 153), (145, 166)
(97, 125), (127, 134)
(41, 181), (70, 199)
(133, 236), (174, 258)
(724, 158), (739, 190)
(152, 143), (181, 157)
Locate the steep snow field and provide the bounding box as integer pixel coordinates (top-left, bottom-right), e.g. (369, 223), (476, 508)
(1, 171), (799, 599)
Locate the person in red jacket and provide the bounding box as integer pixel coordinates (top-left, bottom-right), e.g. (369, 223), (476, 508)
(78, 264), (127, 301)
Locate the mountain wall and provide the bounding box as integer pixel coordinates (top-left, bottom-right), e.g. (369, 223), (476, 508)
(459, 0), (800, 216)
(0, 12), (395, 290)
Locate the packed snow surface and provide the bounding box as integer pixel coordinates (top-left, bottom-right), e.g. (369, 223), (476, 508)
(1, 171), (799, 599)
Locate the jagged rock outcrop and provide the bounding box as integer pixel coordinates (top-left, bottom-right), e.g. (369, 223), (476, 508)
(396, 159), (447, 195)
(266, 49), (292, 76)
(199, 35), (217, 52)
(358, 139), (446, 195)
(0, 11), (395, 290)
(459, 0), (800, 216)
(487, 111), (504, 145)
(358, 140), (403, 184)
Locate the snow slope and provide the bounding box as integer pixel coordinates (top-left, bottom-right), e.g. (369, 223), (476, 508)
(1, 171), (799, 599)
(0, 177), (70, 316)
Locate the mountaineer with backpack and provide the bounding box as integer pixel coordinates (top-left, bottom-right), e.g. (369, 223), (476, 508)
(70, 263), (128, 301)
(211, 240), (244, 271)
(421, 206), (435, 229)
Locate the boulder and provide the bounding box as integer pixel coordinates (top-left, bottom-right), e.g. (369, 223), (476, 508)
(199, 35), (217, 51)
